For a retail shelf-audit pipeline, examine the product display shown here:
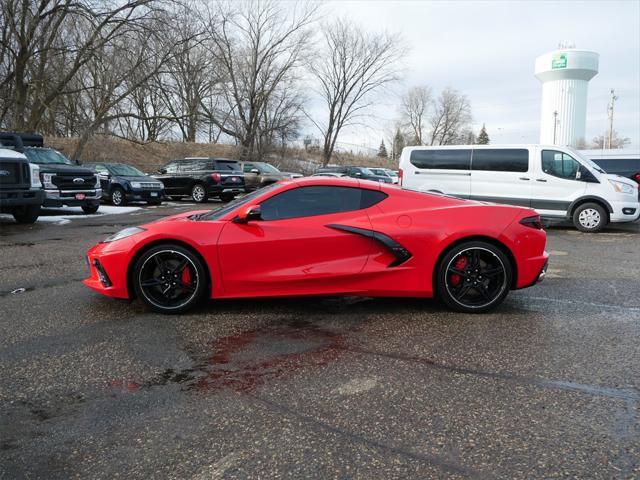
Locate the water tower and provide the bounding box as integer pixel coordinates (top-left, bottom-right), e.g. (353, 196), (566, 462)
(535, 43), (599, 146)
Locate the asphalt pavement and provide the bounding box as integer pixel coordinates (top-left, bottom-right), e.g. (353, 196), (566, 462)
(1, 204), (639, 479)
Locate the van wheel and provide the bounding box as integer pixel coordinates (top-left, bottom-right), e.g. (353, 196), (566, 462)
(12, 204), (40, 224)
(435, 241), (512, 313)
(573, 203), (607, 233)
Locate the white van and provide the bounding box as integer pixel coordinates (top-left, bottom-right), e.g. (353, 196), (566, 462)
(399, 145), (640, 232)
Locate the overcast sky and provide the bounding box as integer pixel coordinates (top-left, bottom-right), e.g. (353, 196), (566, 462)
(316, 0), (640, 152)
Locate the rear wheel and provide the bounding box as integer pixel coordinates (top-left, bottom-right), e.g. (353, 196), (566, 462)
(81, 203), (99, 214)
(191, 184), (208, 203)
(436, 241), (512, 313)
(12, 204), (40, 224)
(219, 192), (235, 202)
(572, 202), (607, 232)
(133, 244), (207, 313)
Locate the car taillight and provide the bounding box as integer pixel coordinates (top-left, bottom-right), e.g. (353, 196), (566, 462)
(398, 168), (403, 185)
(633, 172), (640, 184)
(211, 173), (221, 183)
(520, 215), (543, 230)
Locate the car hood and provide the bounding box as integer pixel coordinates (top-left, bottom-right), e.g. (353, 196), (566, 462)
(36, 163), (95, 175)
(116, 175), (161, 183)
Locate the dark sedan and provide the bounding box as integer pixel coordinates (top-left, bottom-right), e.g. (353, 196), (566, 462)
(85, 163), (165, 206)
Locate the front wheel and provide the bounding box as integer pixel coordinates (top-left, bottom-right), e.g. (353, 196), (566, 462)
(133, 244), (208, 313)
(435, 241), (512, 313)
(110, 187), (126, 206)
(572, 202), (607, 233)
(191, 184), (208, 203)
(81, 204), (99, 214)
(12, 204), (40, 224)
(219, 193), (235, 202)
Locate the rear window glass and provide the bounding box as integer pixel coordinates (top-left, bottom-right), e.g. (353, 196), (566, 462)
(214, 160), (241, 171)
(361, 189), (388, 208)
(472, 149), (529, 172)
(409, 149), (471, 170)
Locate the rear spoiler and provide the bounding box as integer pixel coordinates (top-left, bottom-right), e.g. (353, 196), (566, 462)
(0, 132), (44, 152)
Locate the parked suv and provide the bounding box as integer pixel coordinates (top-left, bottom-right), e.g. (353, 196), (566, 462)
(0, 148), (44, 223)
(239, 161), (302, 191)
(580, 149), (640, 184)
(85, 162), (165, 206)
(153, 157), (244, 203)
(0, 132), (101, 214)
(315, 165), (393, 183)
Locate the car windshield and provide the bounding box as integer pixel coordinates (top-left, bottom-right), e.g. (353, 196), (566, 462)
(196, 183), (281, 221)
(23, 148), (73, 165)
(360, 167), (375, 175)
(256, 162), (280, 173)
(108, 164), (146, 176)
(370, 168), (389, 176)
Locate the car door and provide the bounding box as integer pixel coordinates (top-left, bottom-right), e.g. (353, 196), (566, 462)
(176, 160), (198, 193)
(470, 148), (532, 207)
(217, 185), (374, 296)
(156, 162), (179, 194)
(532, 148), (587, 217)
(242, 162), (260, 190)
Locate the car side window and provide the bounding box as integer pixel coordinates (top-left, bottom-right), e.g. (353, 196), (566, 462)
(164, 162), (178, 173)
(178, 161), (196, 172)
(541, 150), (580, 180)
(243, 163), (255, 173)
(95, 165), (109, 175)
(260, 186), (363, 221)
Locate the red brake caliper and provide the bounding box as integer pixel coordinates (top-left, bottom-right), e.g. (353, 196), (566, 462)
(449, 255), (468, 286)
(181, 265), (192, 286)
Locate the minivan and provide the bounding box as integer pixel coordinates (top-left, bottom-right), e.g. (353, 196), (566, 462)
(399, 145), (640, 232)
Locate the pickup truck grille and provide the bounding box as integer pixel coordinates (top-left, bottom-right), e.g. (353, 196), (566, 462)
(52, 174), (97, 191)
(0, 161), (28, 186)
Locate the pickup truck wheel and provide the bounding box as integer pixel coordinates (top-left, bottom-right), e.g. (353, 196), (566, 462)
(82, 204), (99, 214)
(220, 193), (235, 202)
(191, 184), (208, 203)
(12, 204), (40, 224)
(110, 187), (126, 206)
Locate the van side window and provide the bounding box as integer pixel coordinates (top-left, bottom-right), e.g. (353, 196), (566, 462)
(541, 150), (580, 180)
(409, 149), (471, 170)
(472, 149), (529, 172)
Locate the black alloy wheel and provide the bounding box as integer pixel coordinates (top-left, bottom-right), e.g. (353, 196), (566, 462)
(133, 244), (207, 313)
(436, 241), (512, 313)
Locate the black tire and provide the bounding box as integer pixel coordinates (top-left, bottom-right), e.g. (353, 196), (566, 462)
(12, 204), (40, 224)
(435, 241), (512, 313)
(572, 202), (607, 233)
(133, 244), (208, 313)
(81, 203), (99, 214)
(191, 183), (208, 203)
(110, 186), (126, 206)
(219, 193), (235, 203)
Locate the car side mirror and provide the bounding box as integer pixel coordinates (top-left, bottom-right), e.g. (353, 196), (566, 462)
(233, 204), (262, 224)
(159, 168), (167, 174)
(250, 168), (260, 174)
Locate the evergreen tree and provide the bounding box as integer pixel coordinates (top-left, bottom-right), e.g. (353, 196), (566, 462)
(392, 129), (406, 159)
(377, 139), (388, 158)
(477, 124), (490, 144)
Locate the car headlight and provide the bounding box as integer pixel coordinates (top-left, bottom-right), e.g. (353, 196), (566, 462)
(130, 181), (142, 189)
(155, 181), (164, 188)
(41, 172), (55, 189)
(29, 163), (41, 188)
(608, 179), (635, 195)
(102, 227), (146, 243)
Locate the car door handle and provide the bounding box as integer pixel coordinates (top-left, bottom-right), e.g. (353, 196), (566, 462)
(519, 177), (530, 181)
(536, 179), (547, 182)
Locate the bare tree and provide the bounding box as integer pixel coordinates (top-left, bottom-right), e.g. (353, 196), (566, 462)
(428, 87), (472, 145)
(590, 130), (630, 149)
(204, 0), (317, 160)
(401, 85), (431, 146)
(310, 19), (405, 165)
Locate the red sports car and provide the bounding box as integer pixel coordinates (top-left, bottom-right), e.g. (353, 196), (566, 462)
(84, 177), (548, 314)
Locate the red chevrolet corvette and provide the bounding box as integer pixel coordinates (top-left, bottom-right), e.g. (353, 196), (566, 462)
(84, 177), (548, 314)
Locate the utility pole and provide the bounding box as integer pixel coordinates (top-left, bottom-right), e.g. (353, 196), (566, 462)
(552, 111), (558, 144)
(607, 88), (617, 149)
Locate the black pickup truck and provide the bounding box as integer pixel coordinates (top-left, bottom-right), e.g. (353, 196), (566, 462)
(0, 132), (101, 214)
(0, 147), (44, 223)
(153, 158), (244, 203)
